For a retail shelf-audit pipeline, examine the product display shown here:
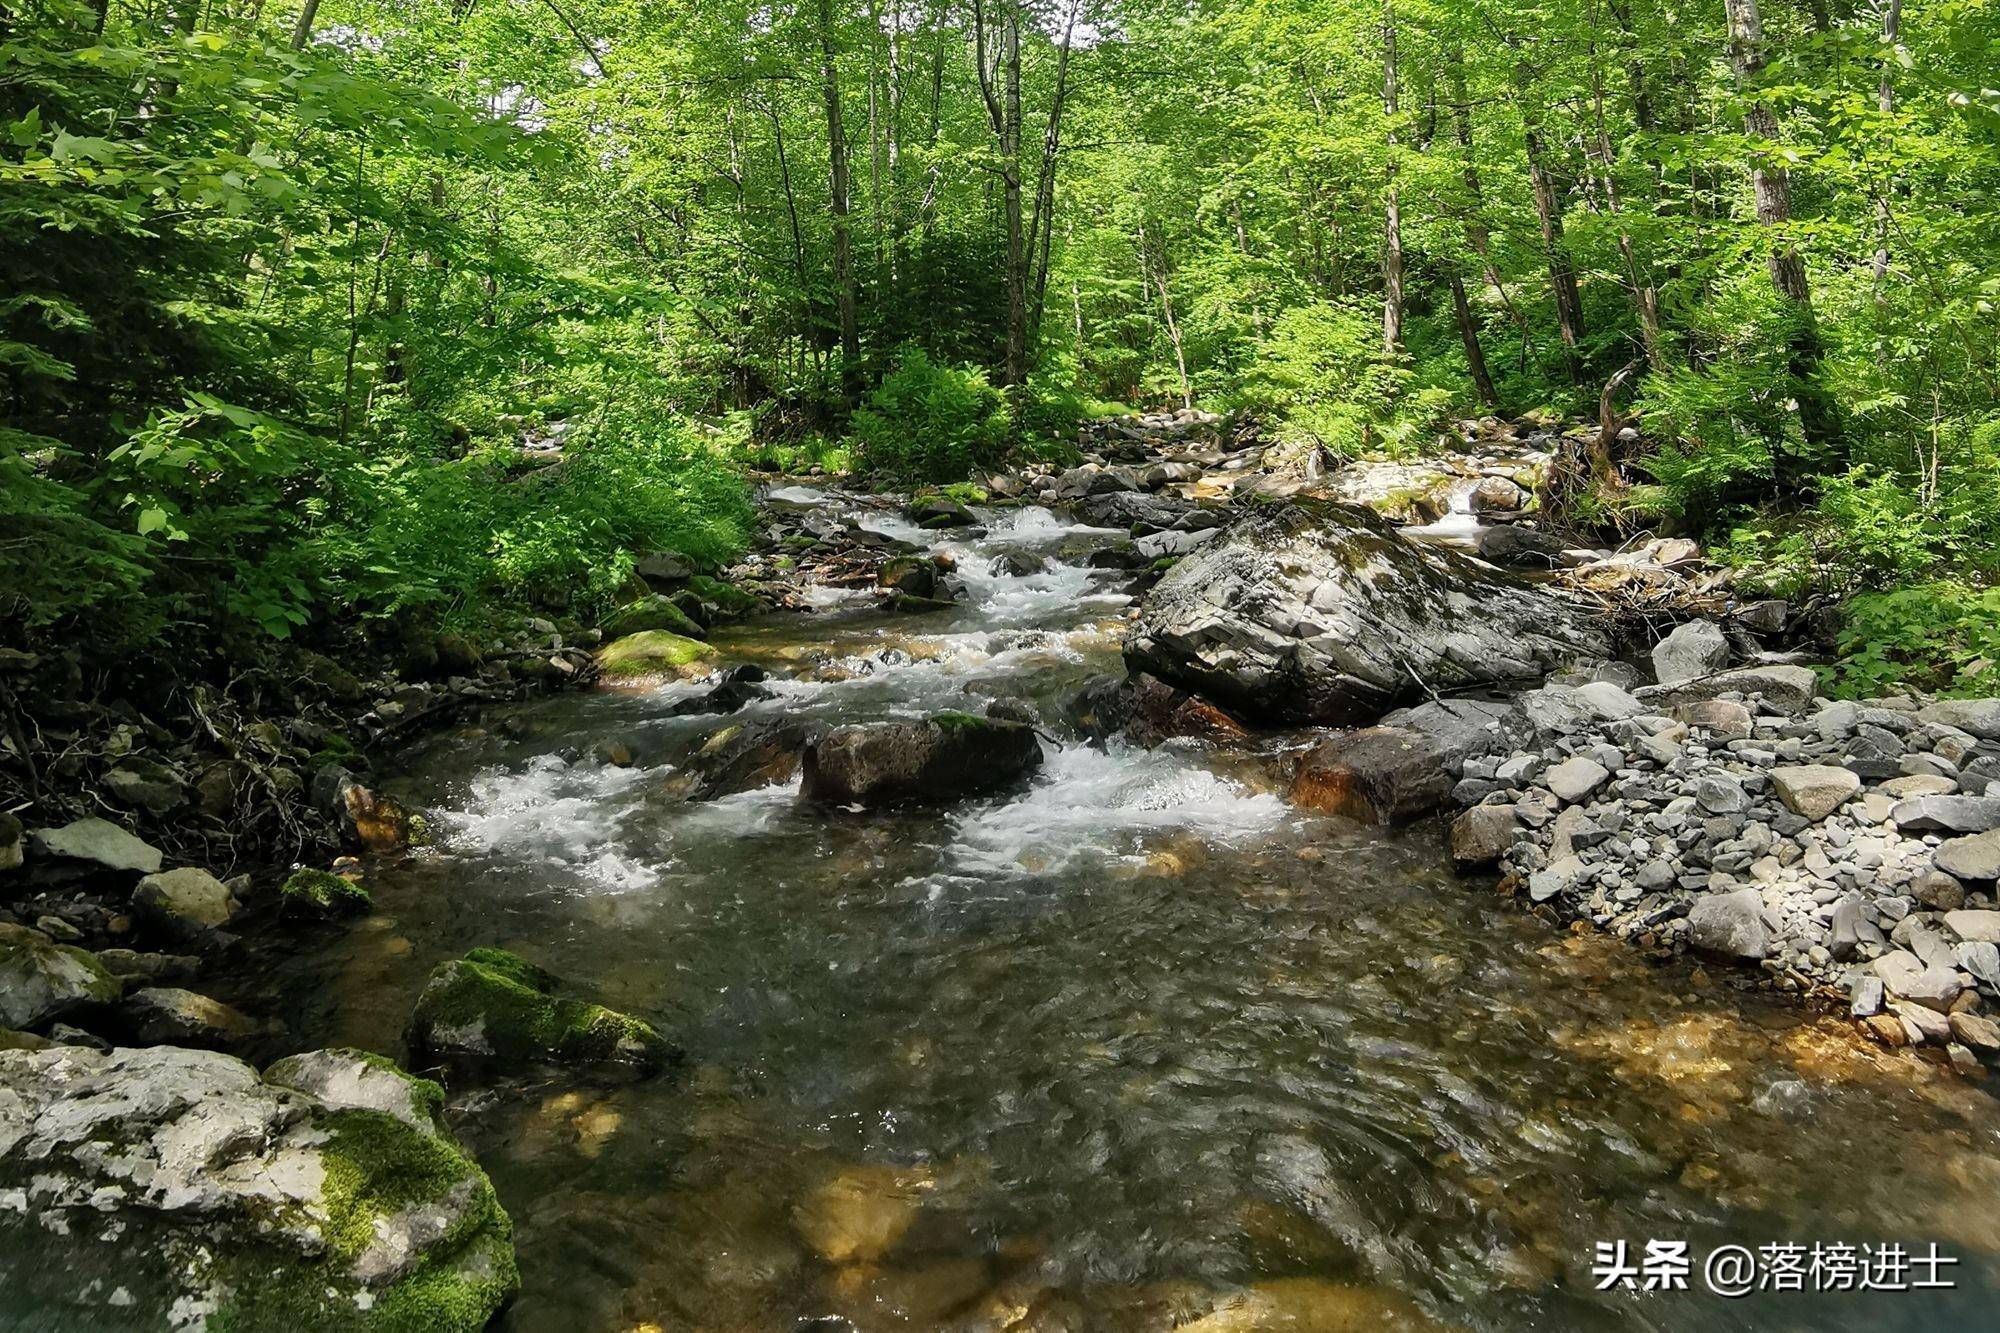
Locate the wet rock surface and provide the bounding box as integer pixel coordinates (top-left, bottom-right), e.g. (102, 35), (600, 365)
(802, 713), (1045, 806)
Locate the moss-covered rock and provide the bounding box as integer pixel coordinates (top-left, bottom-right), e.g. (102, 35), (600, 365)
(0, 1045), (517, 1332)
(280, 867), (373, 921)
(876, 555), (940, 598)
(0, 922), (123, 1029)
(682, 573), (764, 618)
(406, 947), (677, 1078)
(598, 593), (706, 641)
(906, 493), (977, 528)
(596, 630), (718, 681)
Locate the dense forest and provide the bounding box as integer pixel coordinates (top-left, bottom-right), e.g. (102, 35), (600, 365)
(4, 0), (1998, 689)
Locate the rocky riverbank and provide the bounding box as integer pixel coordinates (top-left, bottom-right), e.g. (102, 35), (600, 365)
(1437, 674), (2000, 1066)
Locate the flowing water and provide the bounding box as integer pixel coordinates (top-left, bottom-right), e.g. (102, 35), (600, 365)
(227, 492), (2000, 1331)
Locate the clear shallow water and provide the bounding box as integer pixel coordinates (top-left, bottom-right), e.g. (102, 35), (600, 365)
(223, 498), (2000, 1331)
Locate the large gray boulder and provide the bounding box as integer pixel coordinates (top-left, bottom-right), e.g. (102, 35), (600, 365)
(1918, 698), (2000, 740)
(1687, 887), (1771, 962)
(1379, 697), (1534, 768)
(1650, 620), (1730, 685)
(1124, 500), (1611, 724)
(802, 713), (1043, 805)
(0, 1045), (516, 1330)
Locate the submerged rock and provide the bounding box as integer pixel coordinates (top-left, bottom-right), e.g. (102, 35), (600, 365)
(679, 718), (824, 799)
(791, 1160), (936, 1265)
(1288, 727), (1452, 824)
(0, 923), (122, 1029)
(406, 947), (676, 1078)
(119, 985), (269, 1048)
(801, 713), (1044, 806)
(0, 1044), (516, 1330)
(1177, 1277), (1442, 1332)
(1124, 500), (1609, 725)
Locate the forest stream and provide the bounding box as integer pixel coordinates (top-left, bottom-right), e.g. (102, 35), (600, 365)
(181, 488), (2000, 1332)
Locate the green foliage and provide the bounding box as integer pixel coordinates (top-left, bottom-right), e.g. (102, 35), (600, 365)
(0, 2), (748, 660)
(849, 348), (1010, 480)
(1829, 584), (2000, 699)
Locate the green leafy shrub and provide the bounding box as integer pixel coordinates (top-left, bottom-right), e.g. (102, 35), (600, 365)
(1231, 300), (1453, 460)
(849, 348), (1010, 481)
(1829, 583), (2000, 699)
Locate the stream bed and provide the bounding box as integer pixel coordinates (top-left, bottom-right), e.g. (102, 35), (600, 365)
(227, 493), (2000, 1331)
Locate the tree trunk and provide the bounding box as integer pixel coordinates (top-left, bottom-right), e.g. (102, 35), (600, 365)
(1025, 0), (1081, 348)
(1723, 0), (1839, 455)
(1380, 0), (1404, 354)
(972, 0), (1024, 400)
(1001, 9), (1025, 398)
(290, 0), (321, 50)
(1518, 83), (1586, 382)
(1586, 29), (1665, 370)
(1448, 53), (1533, 363)
(818, 0), (861, 404)
(1140, 224), (1193, 411)
(1870, 0), (1902, 294)
(1449, 270), (1499, 408)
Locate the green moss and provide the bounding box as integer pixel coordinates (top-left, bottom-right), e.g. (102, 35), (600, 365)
(596, 629), (717, 679)
(317, 1109), (494, 1266)
(412, 948), (674, 1074)
(280, 868), (372, 919)
(206, 1100), (515, 1333)
(599, 593), (705, 640)
(928, 710), (991, 733)
(365, 1231), (519, 1333)
(934, 481), (989, 505)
